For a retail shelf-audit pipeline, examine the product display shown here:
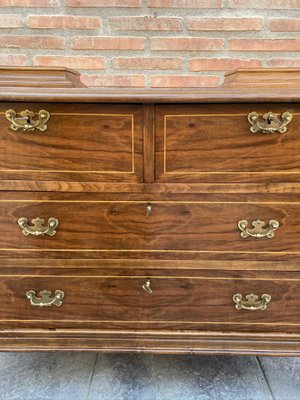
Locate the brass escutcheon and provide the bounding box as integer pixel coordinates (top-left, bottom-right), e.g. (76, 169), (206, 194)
(146, 203), (152, 217)
(233, 293), (271, 311)
(142, 278), (152, 294)
(5, 109), (50, 132)
(247, 111), (292, 134)
(238, 219), (279, 239)
(18, 217), (59, 237)
(26, 290), (64, 307)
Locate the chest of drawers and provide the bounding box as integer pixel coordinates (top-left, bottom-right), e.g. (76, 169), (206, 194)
(1, 66), (300, 355)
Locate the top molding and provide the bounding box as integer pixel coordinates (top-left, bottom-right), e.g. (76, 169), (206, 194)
(0, 66), (86, 88)
(0, 67), (299, 103)
(223, 68), (300, 88)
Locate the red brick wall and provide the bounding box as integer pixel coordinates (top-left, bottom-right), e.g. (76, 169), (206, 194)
(0, 0), (299, 87)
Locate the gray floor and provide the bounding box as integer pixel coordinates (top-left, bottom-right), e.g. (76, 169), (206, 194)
(0, 353), (298, 400)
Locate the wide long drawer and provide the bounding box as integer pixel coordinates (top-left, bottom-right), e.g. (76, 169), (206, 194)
(0, 200), (149, 251)
(2, 198), (300, 254)
(0, 103), (143, 182)
(1, 266), (300, 333)
(155, 103), (300, 183)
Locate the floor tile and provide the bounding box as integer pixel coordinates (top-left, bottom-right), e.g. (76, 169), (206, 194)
(259, 356), (300, 400)
(0, 352), (96, 400)
(88, 354), (273, 400)
(88, 353), (155, 400)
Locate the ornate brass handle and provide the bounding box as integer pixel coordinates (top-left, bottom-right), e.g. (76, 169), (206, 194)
(233, 293), (271, 311)
(247, 111), (292, 134)
(26, 290), (64, 307)
(5, 109), (50, 132)
(142, 278), (152, 294)
(18, 217), (59, 237)
(238, 219), (279, 239)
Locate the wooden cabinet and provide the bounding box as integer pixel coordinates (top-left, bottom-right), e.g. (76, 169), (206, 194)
(1, 66), (300, 355)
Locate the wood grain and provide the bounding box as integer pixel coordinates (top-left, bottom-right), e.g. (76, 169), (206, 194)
(0, 267), (299, 333)
(2, 330), (300, 355)
(149, 201), (300, 252)
(155, 103), (300, 183)
(0, 103), (143, 183)
(143, 103), (155, 183)
(0, 200), (149, 251)
(0, 66), (85, 88)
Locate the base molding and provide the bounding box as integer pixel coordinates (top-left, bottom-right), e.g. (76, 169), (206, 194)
(2, 330), (300, 356)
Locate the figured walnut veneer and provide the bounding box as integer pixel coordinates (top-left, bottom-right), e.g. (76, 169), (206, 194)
(1, 67), (300, 355)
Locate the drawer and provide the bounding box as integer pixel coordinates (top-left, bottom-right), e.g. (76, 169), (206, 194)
(0, 103), (143, 182)
(3, 198), (300, 255)
(0, 200), (149, 251)
(155, 103), (300, 183)
(149, 201), (300, 253)
(1, 267), (300, 333)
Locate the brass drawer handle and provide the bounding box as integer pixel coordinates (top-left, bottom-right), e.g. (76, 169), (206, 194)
(238, 219), (279, 239)
(248, 111), (292, 134)
(233, 293), (271, 311)
(18, 217), (59, 237)
(5, 108), (50, 132)
(142, 278), (152, 294)
(26, 290), (64, 307)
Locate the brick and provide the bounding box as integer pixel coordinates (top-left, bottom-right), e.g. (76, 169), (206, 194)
(109, 16), (182, 31)
(267, 58), (300, 67)
(149, 0), (221, 8)
(229, 39), (300, 52)
(189, 58), (261, 71)
(228, 0), (300, 9)
(151, 75), (221, 88)
(81, 74), (145, 87)
(0, 35), (64, 49)
(188, 18), (263, 31)
(34, 56), (104, 70)
(0, 0), (54, 5)
(72, 36), (144, 50)
(0, 15), (23, 28)
(114, 57), (183, 70)
(66, 0), (140, 7)
(270, 19), (300, 32)
(151, 37), (224, 51)
(28, 15), (101, 29)
(0, 54), (28, 65)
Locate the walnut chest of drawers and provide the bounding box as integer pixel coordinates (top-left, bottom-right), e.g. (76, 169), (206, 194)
(1, 66), (300, 355)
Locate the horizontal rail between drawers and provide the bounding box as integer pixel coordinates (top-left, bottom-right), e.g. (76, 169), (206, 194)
(0, 319), (298, 326)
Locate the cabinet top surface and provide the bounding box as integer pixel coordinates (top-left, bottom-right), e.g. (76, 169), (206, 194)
(0, 67), (300, 103)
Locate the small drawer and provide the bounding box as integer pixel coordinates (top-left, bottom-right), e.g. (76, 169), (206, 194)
(0, 103), (143, 183)
(155, 103), (300, 183)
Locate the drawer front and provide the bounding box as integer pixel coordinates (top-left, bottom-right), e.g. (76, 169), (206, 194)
(1, 268), (300, 332)
(0, 103), (143, 182)
(155, 103), (300, 183)
(3, 199), (300, 254)
(149, 201), (300, 253)
(0, 200), (148, 251)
